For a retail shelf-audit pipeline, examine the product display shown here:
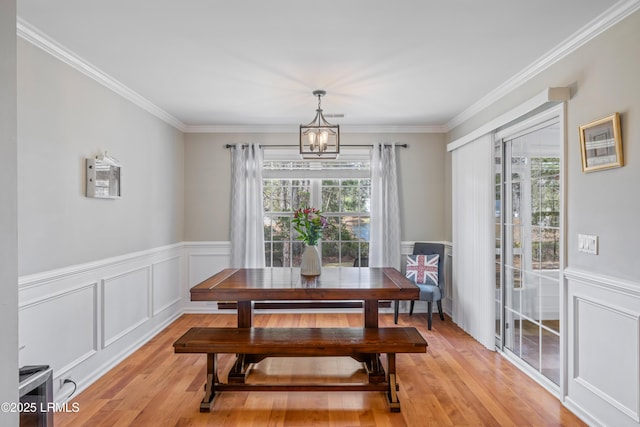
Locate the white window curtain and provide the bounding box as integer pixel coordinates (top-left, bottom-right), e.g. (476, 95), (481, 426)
(369, 143), (401, 270)
(451, 134), (495, 349)
(230, 143), (265, 268)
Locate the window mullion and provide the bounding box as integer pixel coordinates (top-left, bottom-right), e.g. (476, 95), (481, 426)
(310, 179), (322, 263)
(311, 179), (322, 210)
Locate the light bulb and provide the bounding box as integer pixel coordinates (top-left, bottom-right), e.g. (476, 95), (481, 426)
(319, 131), (329, 151)
(308, 132), (317, 151)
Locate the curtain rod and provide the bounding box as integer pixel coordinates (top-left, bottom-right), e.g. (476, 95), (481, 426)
(224, 144), (408, 149)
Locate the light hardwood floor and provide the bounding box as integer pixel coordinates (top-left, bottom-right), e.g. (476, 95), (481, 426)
(55, 312), (586, 426)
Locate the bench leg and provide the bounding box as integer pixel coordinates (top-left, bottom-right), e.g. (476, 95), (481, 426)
(200, 353), (218, 412)
(386, 353), (401, 412)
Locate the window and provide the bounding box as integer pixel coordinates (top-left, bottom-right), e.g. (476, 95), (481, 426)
(320, 178), (370, 267)
(263, 157), (370, 268)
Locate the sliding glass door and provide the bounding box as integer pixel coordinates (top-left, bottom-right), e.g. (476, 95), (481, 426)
(495, 111), (563, 388)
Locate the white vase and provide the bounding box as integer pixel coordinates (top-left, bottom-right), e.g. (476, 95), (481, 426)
(300, 245), (321, 276)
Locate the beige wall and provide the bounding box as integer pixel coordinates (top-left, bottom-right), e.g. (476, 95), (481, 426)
(447, 10), (640, 282)
(1, 0), (19, 422)
(184, 132), (448, 242)
(17, 39), (185, 276)
(19, 8), (639, 282)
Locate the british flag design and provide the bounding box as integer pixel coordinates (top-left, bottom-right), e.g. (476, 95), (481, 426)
(405, 254), (439, 285)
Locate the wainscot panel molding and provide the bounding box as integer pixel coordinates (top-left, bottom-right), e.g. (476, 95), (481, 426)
(17, 240), (451, 404)
(19, 282), (97, 379)
(18, 243), (184, 403)
(182, 241), (232, 314)
(152, 256), (182, 316)
(102, 266), (151, 348)
(564, 267), (640, 427)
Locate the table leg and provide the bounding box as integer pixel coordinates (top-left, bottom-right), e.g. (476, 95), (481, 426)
(227, 353), (248, 383)
(363, 300), (379, 328)
(237, 300), (253, 328)
(363, 300), (382, 386)
(364, 354), (385, 384)
(229, 300), (253, 384)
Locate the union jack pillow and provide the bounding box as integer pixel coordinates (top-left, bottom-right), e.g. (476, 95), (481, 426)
(405, 254), (439, 286)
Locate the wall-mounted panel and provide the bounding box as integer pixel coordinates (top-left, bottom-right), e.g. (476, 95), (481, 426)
(566, 268), (640, 427)
(18, 243), (183, 403)
(19, 283), (97, 373)
(574, 297), (639, 420)
(152, 256), (181, 316)
(102, 267), (150, 348)
(188, 253), (229, 287)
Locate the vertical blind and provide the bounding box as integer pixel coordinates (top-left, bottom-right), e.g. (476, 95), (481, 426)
(451, 133), (496, 349)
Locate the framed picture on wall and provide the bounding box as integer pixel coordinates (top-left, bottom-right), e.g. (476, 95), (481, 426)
(579, 112), (623, 172)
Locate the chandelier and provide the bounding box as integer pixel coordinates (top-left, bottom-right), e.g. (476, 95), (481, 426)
(299, 90), (340, 159)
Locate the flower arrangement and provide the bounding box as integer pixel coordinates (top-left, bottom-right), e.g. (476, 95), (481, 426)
(292, 206), (327, 246)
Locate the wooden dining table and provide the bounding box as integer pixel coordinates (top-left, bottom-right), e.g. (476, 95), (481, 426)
(184, 267), (426, 411)
(190, 267), (420, 328)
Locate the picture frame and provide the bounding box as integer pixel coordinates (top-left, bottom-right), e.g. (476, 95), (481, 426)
(579, 112), (623, 173)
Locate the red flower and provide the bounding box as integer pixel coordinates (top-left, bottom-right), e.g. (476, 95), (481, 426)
(292, 206), (327, 246)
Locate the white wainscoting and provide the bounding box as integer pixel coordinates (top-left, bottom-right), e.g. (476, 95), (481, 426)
(17, 241), (636, 427)
(17, 240), (451, 404)
(182, 241), (232, 313)
(102, 266), (151, 348)
(152, 256), (182, 317)
(19, 282), (98, 379)
(564, 268), (640, 427)
(18, 244), (184, 402)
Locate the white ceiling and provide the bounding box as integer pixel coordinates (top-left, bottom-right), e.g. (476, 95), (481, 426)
(16, 0), (626, 132)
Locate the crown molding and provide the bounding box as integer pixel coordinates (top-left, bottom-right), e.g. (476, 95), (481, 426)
(446, 0), (640, 131)
(17, 0), (640, 136)
(16, 17), (187, 132)
(341, 124), (447, 134)
(184, 124), (447, 134)
(15, 20), (443, 136)
(184, 124), (294, 134)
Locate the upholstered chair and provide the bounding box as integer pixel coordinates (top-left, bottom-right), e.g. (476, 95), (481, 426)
(394, 242), (445, 329)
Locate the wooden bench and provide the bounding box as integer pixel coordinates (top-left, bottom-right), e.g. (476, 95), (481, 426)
(174, 326), (427, 412)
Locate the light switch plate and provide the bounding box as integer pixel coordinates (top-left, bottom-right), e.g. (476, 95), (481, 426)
(578, 234), (598, 255)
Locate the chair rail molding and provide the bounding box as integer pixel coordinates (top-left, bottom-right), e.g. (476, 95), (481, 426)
(564, 267), (640, 297)
(18, 242), (184, 291)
